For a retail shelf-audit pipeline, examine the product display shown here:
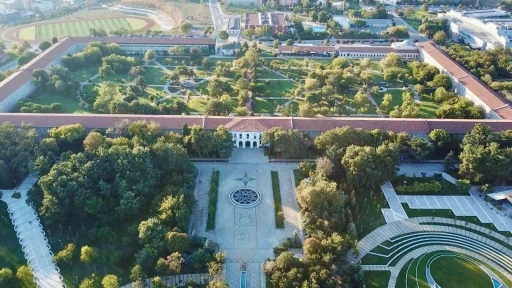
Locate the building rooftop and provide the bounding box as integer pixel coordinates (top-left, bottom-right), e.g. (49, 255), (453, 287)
(2, 114), (512, 134)
(227, 18), (240, 30)
(278, 45), (336, 54)
(417, 41), (512, 119)
(461, 9), (510, 19)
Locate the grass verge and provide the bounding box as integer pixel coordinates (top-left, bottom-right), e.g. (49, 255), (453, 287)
(206, 169), (220, 230)
(271, 171), (284, 229)
(364, 271), (391, 288)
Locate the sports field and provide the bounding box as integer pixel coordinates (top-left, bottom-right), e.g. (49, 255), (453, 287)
(17, 17), (153, 41)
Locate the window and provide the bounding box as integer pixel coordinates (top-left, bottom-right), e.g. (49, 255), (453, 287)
(246, 134), (249, 139)
(254, 135), (256, 139)
(239, 134), (242, 138)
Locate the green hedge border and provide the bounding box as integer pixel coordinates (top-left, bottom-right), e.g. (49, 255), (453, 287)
(271, 171), (285, 229)
(206, 169), (220, 230)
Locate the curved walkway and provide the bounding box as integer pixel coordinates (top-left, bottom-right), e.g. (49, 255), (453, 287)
(0, 174), (64, 288)
(354, 217), (512, 288)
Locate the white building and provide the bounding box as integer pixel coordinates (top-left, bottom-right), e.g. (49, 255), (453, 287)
(417, 41), (512, 119)
(30, 0), (54, 14)
(226, 118), (269, 148)
(445, 10), (512, 50)
(375, 0), (398, 5)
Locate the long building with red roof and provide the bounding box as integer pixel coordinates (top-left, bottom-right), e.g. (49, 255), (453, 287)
(417, 41), (512, 120)
(4, 113), (512, 148)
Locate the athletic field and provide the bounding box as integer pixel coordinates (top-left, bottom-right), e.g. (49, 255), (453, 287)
(16, 17), (153, 41)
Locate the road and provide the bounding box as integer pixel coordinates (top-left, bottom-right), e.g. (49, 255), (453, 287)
(209, 0), (224, 37)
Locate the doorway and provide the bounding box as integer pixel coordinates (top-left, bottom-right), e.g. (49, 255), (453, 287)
(253, 141), (258, 148)
(245, 141), (251, 147)
(238, 141), (243, 147)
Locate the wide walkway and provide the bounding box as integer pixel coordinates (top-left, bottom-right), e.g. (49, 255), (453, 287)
(190, 148), (302, 288)
(0, 174), (64, 288)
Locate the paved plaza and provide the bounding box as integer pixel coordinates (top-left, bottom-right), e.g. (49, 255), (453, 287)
(190, 148), (302, 288)
(0, 174), (64, 288)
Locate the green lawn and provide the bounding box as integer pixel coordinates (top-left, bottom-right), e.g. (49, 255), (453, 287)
(258, 80), (297, 98)
(252, 98), (288, 113)
(418, 94), (440, 118)
(374, 90), (404, 111)
(354, 189), (388, 239)
(341, 90), (378, 115)
(25, 90), (91, 114)
(395, 251), (511, 288)
(364, 271), (390, 288)
(351, 58), (382, 71)
(280, 68), (309, 80)
(141, 66), (167, 85)
(156, 56), (191, 66)
(402, 10), (433, 30)
(187, 97), (208, 113)
(256, 67), (287, 79)
(35, 17), (147, 40)
(69, 66), (99, 83)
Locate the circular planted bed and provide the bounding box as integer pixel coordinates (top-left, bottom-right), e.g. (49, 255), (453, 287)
(229, 188), (262, 208)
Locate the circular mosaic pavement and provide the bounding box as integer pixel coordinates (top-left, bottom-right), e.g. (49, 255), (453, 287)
(229, 188), (262, 208)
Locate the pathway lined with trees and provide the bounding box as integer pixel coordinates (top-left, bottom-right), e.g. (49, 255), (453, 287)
(0, 174), (64, 288)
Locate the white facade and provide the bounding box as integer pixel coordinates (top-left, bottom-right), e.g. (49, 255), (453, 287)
(419, 48), (501, 119)
(225, 0), (260, 6)
(120, 43), (211, 54)
(30, 0), (54, 14)
(375, 0), (397, 5)
(231, 131), (262, 148)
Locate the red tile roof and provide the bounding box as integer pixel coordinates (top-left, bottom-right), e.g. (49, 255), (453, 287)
(336, 46), (419, 54)
(245, 13), (260, 26)
(278, 45), (336, 53)
(2, 114), (512, 134)
(417, 41), (512, 119)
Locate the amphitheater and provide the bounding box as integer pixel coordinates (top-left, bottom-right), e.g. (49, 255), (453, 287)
(354, 217), (512, 288)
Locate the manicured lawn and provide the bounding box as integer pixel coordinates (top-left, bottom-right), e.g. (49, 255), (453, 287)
(374, 90), (404, 111)
(141, 66), (167, 85)
(32, 17), (151, 41)
(351, 58), (382, 71)
(341, 90), (378, 115)
(354, 189), (388, 239)
(24, 90), (91, 114)
(207, 170), (220, 230)
(69, 65), (99, 83)
(256, 67), (287, 79)
(418, 94), (440, 118)
(395, 251), (509, 288)
(364, 271), (390, 288)
(98, 71), (136, 83)
(280, 68), (309, 80)
(156, 56), (191, 66)
(258, 80), (297, 98)
(403, 10), (432, 30)
(271, 171), (284, 228)
(187, 97), (208, 113)
(252, 98), (287, 113)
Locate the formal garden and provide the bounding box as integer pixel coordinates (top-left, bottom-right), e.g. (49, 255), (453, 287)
(10, 39), (486, 119)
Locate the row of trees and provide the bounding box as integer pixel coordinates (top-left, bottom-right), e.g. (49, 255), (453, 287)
(26, 120), (230, 287)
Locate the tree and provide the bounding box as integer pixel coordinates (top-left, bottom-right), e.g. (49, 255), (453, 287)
(421, 3), (428, 11)
(205, 96), (232, 116)
(16, 266), (34, 286)
(102, 274), (120, 288)
(408, 137), (433, 160)
(144, 49), (155, 62)
(130, 265), (146, 282)
(380, 52), (402, 69)
(52, 37), (58, 44)
(404, 6), (414, 17)
(218, 31), (229, 41)
(432, 74), (452, 90)
(0, 160), (14, 188)
(380, 93), (393, 114)
(179, 22), (192, 34)
(138, 218), (166, 249)
(80, 246), (98, 263)
(360, 58), (371, 69)
(53, 243), (75, 264)
(286, 39), (294, 46)
(354, 90), (369, 113)
(165, 232), (189, 253)
(151, 277), (164, 288)
(83, 131), (105, 152)
(429, 129), (450, 147)
(433, 31), (447, 45)
(39, 41), (52, 51)
(166, 252), (184, 275)
(341, 144), (399, 190)
(273, 39), (281, 49)
(0, 268), (13, 286)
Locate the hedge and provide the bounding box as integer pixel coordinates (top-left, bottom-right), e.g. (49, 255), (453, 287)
(271, 171), (285, 228)
(206, 169), (220, 230)
(395, 180), (442, 195)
